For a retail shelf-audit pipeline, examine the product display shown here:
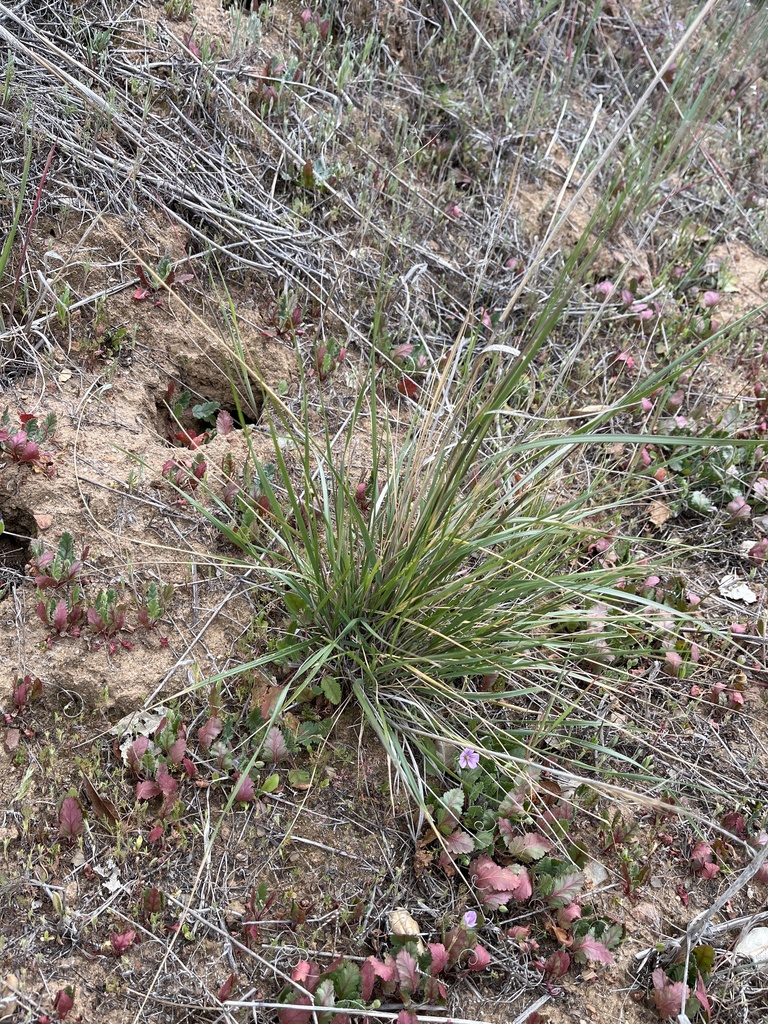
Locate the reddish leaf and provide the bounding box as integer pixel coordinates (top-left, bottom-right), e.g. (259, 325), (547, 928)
(544, 871), (584, 908)
(156, 763), (178, 797)
(233, 772), (255, 803)
(110, 929), (135, 957)
(58, 796), (84, 840)
(557, 902), (582, 928)
(277, 994), (312, 1024)
(397, 376), (419, 399)
(543, 950), (571, 981)
(263, 726), (289, 762)
(197, 716), (222, 750)
(471, 855), (531, 908)
(291, 960), (321, 994)
(571, 933), (613, 964)
(167, 736), (187, 765)
(396, 1014), (418, 1024)
(361, 956), (397, 1000)
(694, 970), (711, 1019)
(691, 841), (719, 879)
(53, 987), (75, 1020)
(148, 823), (164, 843)
(652, 967), (689, 1020)
(444, 829), (475, 855)
(216, 409), (234, 435)
(136, 780), (161, 800)
(53, 599), (68, 632)
(498, 824), (553, 862)
(127, 735), (150, 773)
(438, 850), (458, 876)
(13, 674), (43, 709)
(395, 949), (421, 996)
(721, 812), (747, 838)
(141, 886), (164, 916)
(422, 975), (446, 1003)
(428, 943), (449, 975)
(467, 943), (491, 971)
(217, 973), (238, 1002)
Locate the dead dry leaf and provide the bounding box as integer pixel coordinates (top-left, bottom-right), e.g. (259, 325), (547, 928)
(33, 513), (53, 531)
(648, 500), (671, 528)
(81, 773), (119, 823)
(389, 908), (426, 953)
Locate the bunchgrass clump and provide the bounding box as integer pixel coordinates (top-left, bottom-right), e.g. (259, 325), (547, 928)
(152, 0), (768, 825)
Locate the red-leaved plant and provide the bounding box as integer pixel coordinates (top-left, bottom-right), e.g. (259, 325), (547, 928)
(277, 917), (491, 1022)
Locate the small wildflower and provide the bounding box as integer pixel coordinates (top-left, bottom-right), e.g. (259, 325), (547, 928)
(458, 747), (480, 770)
(463, 911), (478, 929)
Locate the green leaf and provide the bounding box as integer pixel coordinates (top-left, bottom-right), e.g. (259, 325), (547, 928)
(326, 959), (361, 1002)
(688, 490), (715, 514)
(295, 720), (332, 748)
(284, 592), (309, 620)
(693, 944), (716, 977)
(441, 787), (465, 818)
(192, 400), (221, 426)
(261, 773), (280, 794)
(288, 768), (312, 788)
(320, 676), (342, 705)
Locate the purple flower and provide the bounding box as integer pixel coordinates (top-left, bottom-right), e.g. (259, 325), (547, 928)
(458, 747), (480, 770)
(463, 910), (478, 929)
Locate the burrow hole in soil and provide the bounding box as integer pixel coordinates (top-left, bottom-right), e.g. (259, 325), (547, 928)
(0, 504), (37, 596)
(155, 370), (261, 447)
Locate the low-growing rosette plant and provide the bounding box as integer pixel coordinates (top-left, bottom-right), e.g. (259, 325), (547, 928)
(29, 532), (87, 589)
(0, 408), (56, 468)
(277, 913), (491, 1022)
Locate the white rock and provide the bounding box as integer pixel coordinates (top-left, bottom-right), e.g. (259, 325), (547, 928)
(734, 927), (768, 966)
(583, 860), (609, 886)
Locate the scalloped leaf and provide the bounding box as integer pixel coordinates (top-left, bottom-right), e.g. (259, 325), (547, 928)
(540, 870), (584, 909)
(428, 943), (449, 976)
(263, 726), (289, 763)
(652, 968), (689, 1020)
(444, 829), (475, 855)
(471, 855), (531, 908)
(467, 943), (491, 971)
(572, 932), (613, 964)
(499, 823), (553, 861)
(395, 949), (421, 997)
(58, 796), (84, 840)
(361, 956), (397, 1001)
